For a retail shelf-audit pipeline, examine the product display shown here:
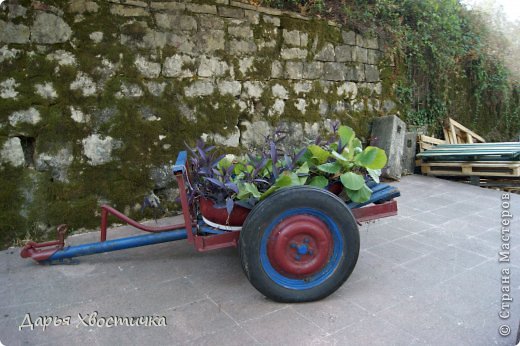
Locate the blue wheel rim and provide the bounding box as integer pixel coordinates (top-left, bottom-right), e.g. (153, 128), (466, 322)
(260, 208), (344, 290)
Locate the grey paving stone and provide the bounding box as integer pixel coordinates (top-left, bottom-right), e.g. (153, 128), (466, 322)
(385, 217), (437, 233)
(475, 228), (503, 246)
(457, 213), (502, 229)
(402, 253), (466, 285)
(367, 241), (423, 265)
(408, 212), (446, 227)
(187, 261), (258, 303)
(452, 236), (496, 258)
(377, 296), (459, 342)
(241, 307), (328, 344)
(339, 269), (417, 313)
(217, 292), (288, 323)
(425, 301), (519, 346)
(331, 316), (418, 345)
(392, 234), (440, 255)
(292, 296), (369, 334)
(411, 195), (458, 211)
(1, 314), (75, 346)
(441, 218), (490, 237)
(364, 222), (412, 241)
(349, 249), (398, 280)
(2, 174), (515, 345)
(418, 270), (502, 317)
(395, 205), (423, 218)
(415, 227), (469, 247)
(185, 325), (258, 345)
(359, 228), (390, 249)
(467, 258), (519, 282)
(93, 324), (174, 346)
(158, 299), (236, 343)
(95, 277), (205, 315)
(430, 245), (489, 269)
(430, 206), (469, 221)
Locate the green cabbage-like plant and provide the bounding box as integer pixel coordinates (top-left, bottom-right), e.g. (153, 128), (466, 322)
(304, 125), (387, 203)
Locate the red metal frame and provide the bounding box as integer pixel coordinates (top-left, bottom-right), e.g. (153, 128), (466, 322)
(20, 225), (67, 261)
(351, 200), (398, 223)
(174, 167), (241, 251)
(99, 205), (188, 241)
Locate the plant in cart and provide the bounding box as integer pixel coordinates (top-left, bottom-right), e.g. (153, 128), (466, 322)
(303, 124), (387, 203)
(186, 133), (309, 227)
(186, 123), (388, 228)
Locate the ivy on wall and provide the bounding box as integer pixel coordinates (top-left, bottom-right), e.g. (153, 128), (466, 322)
(254, 0), (520, 140)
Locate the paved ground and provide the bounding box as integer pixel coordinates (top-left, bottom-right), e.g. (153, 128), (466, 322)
(1, 175), (519, 346)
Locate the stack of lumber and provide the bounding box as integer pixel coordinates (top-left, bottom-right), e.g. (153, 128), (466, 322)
(443, 118), (486, 144)
(416, 119), (520, 190)
(418, 135), (446, 152)
(417, 143), (520, 177)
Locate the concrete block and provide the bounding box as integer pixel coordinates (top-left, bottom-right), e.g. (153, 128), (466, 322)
(370, 115), (406, 180)
(401, 132), (417, 175)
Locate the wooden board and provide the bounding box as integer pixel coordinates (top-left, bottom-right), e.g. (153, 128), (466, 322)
(443, 118), (486, 144)
(418, 135), (445, 152)
(419, 161), (520, 177)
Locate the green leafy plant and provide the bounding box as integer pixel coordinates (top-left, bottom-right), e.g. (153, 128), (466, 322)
(304, 125), (387, 203)
(188, 123), (388, 216)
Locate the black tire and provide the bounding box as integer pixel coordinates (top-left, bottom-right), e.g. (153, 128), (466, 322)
(239, 186), (360, 303)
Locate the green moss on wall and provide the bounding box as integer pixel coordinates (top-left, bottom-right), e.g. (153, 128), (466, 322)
(0, 1), (398, 249)
(0, 166), (26, 247)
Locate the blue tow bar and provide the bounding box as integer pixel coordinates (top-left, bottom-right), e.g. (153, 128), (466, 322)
(46, 229), (188, 262)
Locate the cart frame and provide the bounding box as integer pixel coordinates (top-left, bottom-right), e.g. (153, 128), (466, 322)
(20, 151), (398, 263)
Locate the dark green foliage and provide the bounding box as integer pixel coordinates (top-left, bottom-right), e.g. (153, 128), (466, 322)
(260, 0), (519, 140)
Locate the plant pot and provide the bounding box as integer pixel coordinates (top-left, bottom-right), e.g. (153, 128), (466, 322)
(199, 197), (251, 228)
(326, 181), (344, 196)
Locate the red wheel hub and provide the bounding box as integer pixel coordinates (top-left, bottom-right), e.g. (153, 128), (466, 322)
(267, 215), (333, 278)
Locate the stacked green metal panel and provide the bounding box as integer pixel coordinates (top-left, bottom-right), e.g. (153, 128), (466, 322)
(416, 143), (520, 162)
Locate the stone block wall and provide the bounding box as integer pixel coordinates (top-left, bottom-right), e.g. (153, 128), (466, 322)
(0, 0), (398, 246)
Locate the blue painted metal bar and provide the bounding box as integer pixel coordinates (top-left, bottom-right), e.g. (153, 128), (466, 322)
(366, 181), (390, 192)
(46, 229), (188, 262)
(348, 183), (401, 209)
(173, 151), (188, 173)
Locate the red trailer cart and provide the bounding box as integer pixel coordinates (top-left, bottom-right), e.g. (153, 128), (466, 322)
(21, 151), (399, 302)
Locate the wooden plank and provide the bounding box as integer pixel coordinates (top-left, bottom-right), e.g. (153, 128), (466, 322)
(448, 118), (486, 143)
(420, 135), (445, 145)
(420, 165), (431, 174)
(443, 128), (450, 143)
(418, 135), (446, 152)
(422, 169), (517, 177)
(419, 161), (520, 177)
(450, 122), (458, 144)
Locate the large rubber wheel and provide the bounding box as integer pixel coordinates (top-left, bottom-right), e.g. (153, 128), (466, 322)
(239, 186), (360, 303)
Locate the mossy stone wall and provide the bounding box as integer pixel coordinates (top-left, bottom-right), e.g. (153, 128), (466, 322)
(0, 0), (398, 247)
